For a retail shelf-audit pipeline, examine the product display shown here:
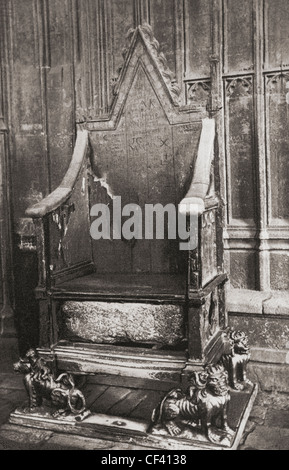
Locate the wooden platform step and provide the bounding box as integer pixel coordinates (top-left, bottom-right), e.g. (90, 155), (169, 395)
(9, 385), (258, 451)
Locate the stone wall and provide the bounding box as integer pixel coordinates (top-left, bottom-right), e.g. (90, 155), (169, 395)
(228, 289), (289, 392)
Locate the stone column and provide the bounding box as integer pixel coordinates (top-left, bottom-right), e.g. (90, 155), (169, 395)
(0, 0), (16, 338)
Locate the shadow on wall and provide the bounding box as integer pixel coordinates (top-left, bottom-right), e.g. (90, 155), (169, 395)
(13, 236), (39, 356)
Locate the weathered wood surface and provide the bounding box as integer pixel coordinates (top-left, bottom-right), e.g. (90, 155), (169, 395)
(180, 118), (215, 215)
(26, 131), (89, 218)
(0, 343), (259, 451)
(86, 24), (204, 276)
(54, 272), (186, 299)
(25, 24), (218, 281)
(8, 384), (258, 451)
(81, 376), (165, 420)
(107, 389), (150, 418)
(23, 21), (224, 367)
(46, 342), (187, 382)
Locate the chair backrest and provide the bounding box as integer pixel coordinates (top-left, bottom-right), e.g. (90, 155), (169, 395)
(86, 24), (204, 275)
(26, 24), (214, 286)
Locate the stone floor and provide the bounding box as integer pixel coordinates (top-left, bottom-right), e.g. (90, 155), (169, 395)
(0, 339), (288, 451)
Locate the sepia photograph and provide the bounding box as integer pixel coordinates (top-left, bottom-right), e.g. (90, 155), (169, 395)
(0, 0), (288, 454)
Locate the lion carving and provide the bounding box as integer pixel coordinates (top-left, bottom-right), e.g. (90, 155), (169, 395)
(221, 330), (252, 390)
(13, 349), (88, 418)
(149, 364), (234, 445)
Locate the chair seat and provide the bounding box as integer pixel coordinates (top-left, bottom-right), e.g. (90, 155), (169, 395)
(52, 272), (187, 302)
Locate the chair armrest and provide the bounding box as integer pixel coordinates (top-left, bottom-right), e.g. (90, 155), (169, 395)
(179, 118), (215, 216)
(26, 130), (89, 218)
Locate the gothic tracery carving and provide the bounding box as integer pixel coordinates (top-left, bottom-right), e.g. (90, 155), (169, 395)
(112, 23), (181, 104)
(186, 81), (211, 108)
(226, 77), (252, 97)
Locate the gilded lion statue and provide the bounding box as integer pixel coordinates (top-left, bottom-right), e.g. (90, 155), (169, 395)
(221, 330), (252, 390)
(13, 349), (88, 418)
(149, 363), (234, 445)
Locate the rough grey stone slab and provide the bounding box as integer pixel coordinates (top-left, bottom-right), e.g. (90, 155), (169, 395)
(248, 363), (289, 393)
(264, 409), (289, 429)
(226, 289), (271, 314)
(253, 390), (289, 410)
(240, 426), (289, 451)
(0, 423), (53, 450)
(263, 292), (289, 316)
(227, 288), (289, 317)
(251, 348), (289, 364)
(270, 393), (289, 411)
(229, 316), (289, 350)
(62, 301), (184, 345)
(249, 405), (267, 424)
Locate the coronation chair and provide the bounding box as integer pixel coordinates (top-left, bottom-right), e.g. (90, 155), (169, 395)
(26, 25), (227, 386)
(12, 25), (257, 451)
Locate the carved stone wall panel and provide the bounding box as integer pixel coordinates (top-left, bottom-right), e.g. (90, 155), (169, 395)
(134, 0), (151, 26)
(230, 314), (289, 350)
(12, 0), (43, 133)
(0, 1), (12, 322)
(184, 0), (212, 79)
(222, 1), (259, 290)
(11, 0), (52, 220)
(74, 1), (186, 119)
(0, 259), (2, 307)
(223, 0), (254, 74)
(230, 251), (257, 290)
(12, 136), (47, 221)
(0, 135), (7, 310)
(74, 0), (113, 120)
(46, 0), (75, 190)
(264, 0), (289, 69)
(74, 0), (138, 121)
(270, 253), (289, 290)
(12, 130), (48, 221)
(186, 80), (211, 109)
(111, 0), (135, 75)
(149, 0), (176, 76)
(225, 77), (256, 222)
(265, 73), (289, 222)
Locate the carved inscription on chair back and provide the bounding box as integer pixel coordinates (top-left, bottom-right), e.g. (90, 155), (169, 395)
(88, 25), (203, 275)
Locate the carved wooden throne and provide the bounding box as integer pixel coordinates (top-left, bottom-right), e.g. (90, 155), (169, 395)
(26, 25), (228, 386)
